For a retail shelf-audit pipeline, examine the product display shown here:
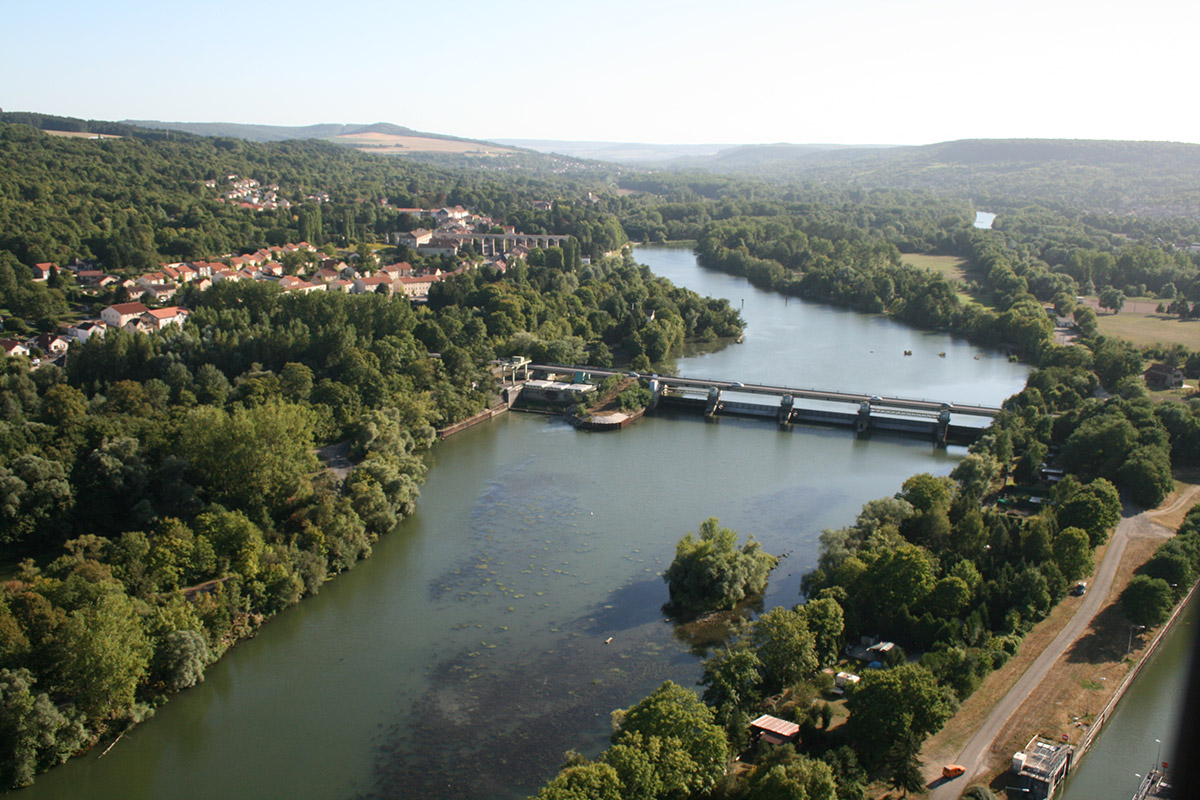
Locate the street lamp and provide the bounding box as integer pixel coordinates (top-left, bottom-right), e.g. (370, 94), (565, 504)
(1128, 624), (1146, 655)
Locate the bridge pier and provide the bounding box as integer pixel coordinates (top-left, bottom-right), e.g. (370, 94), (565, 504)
(778, 394), (794, 425)
(648, 378), (662, 411)
(705, 386), (722, 418)
(935, 407), (951, 448)
(855, 401), (872, 438)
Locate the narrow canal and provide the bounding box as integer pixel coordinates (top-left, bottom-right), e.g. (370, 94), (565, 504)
(17, 246), (1029, 800)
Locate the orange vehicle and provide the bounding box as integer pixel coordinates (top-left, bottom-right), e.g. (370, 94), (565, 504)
(942, 764), (966, 779)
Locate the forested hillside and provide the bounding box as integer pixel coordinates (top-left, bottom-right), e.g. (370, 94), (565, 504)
(664, 138), (1200, 218)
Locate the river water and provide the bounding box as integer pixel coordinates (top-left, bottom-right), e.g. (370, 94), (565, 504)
(17, 246), (1029, 800)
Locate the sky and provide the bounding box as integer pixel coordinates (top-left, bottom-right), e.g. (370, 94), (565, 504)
(4, 0), (1198, 146)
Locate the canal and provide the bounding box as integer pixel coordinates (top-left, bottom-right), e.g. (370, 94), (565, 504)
(16, 246), (1029, 800)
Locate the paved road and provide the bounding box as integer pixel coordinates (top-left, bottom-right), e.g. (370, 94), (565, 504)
(928, 503), (1175, 799)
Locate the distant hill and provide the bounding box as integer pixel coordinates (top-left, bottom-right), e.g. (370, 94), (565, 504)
(495, 140), (732, 164)
(122, 120), (449, 142)
(496, 139), (887, 166)
(122, 120), (520, 157)
(670, 138), (1200, 217)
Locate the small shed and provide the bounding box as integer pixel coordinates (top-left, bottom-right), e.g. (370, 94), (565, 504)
(749, 714), (800, 746)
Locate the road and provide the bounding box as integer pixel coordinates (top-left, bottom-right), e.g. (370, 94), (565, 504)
(928, 502), (1174, 799)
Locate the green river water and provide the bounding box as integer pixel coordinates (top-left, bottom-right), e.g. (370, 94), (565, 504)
(17, 245), (1032, 800)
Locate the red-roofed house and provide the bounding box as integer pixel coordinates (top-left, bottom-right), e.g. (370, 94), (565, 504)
(1, 339), (30, 357)
(32, 263), (55, 281)
(353, 275), (395, 295)
(142, 307), (189, 330)
(101, 302), (152, 328)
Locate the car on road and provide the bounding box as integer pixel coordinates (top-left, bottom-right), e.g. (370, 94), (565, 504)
(942, 764), (965, 779)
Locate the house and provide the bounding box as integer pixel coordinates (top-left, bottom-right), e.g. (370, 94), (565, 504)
(353, 275), (394, 295)
(311, 267), (341, 283)
(396, 275), (436, 299)
(1144, 363), (1185, 389)
(67, 320), (107, 343)
(142, 307), (189, 330)
(32, 333), (71, 356)
(101, 302), (152, 328)
(32, 263), (55, 281)
(328, 279), (354, 293)
(749, 715), (800, 746)
(401, 229), (433, 248)
(140, 284), (178, 302)
(0, 339), (30, 357)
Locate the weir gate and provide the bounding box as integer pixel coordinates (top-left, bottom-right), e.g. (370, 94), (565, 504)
(522, 363), (1002, 447)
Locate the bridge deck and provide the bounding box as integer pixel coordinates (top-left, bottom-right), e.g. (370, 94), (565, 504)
(527, 364), (1001, 418)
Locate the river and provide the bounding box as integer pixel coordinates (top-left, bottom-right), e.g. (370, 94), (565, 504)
(17, 245), (1029, 800)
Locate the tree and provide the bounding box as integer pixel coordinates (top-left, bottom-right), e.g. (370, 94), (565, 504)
(699, 647), (763, 715)
(179, 402), (318, 520)
(0, 668), (86, 790)
(534, 761), (622, 800)
(1099, 287), (1126, 314)
(800, 597), (845, 666)
(663, 518), (777, 613)
(1120, 575), (1174, 627)
(1056, 479), (1121, 546)
(885, 732), (926, 798)
(745, 749), (838, 800)
(1073, 305), (1098, 336)
(46, 585), (152, 719)
(749, 606), (818, 690)
(1052, 527), (1093, 582)
(845, 664), (956, 766)
(1117, 446), (1174, 508)
(611, 681), (728, 797)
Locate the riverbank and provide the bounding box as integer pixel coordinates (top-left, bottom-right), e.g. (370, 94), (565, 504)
(918, 477), (1200, 798)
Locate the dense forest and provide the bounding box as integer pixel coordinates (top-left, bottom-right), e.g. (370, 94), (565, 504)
(2, 115), (1200, 797)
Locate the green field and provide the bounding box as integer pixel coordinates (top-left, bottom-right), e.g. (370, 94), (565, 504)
(902, 253), (971, 282)
(1097, 311), (1200, 349)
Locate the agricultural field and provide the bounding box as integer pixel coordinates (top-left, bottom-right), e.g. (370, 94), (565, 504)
(1095, 310), (1200, 349)
(330, 131), (513, 156)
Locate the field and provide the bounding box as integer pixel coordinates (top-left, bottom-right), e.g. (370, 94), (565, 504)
(42, 130), (122, 139)
(902, 253), (971, 283)
(1095, 310), (1200, 349)
(329, 131), (514, 156)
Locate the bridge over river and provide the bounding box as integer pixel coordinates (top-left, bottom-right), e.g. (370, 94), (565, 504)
(520, 363), (1002, 446)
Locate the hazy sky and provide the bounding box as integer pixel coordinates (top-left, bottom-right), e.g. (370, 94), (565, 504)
(4, 0), (1196, 145)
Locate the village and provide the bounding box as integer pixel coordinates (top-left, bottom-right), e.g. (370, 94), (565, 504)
(1, 202), (569, 366)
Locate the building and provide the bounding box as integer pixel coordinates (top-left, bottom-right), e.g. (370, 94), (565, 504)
(0, 339), (30, 357)
(1144, 363), (1185, 389)
(142, 307), (189, 330)
(1011, 735), (1073, 799)
(31, 263), (55, 281)
(749, 714), (800, 746)
(101, 302), (152, 328)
